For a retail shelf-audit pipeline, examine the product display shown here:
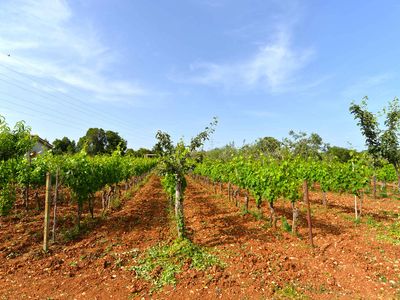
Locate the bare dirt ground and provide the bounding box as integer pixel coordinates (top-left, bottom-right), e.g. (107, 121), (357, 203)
(0, 175), (399, 299)
(0, 175), (170, 299)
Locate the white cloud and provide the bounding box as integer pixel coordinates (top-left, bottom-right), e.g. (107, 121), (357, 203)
(173, 28), (314, 93)
(0, 0), (146, 102)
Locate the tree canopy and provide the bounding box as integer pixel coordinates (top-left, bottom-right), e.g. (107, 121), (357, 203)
(77, 128), (127, 155)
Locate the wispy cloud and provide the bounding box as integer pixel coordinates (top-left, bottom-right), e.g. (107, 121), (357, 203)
(0, 0), (146, 103)
(171, 4), (315, 93)
(342, 73), (395, 101)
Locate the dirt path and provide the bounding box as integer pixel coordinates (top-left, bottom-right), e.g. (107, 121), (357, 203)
(161, 177), (400, 299)
(0, 175), (171, 300)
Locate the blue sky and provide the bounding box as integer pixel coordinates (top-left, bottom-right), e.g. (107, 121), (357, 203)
(1, 0), (399, 150)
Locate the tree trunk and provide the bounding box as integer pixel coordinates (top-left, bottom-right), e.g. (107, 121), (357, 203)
(228, 182), (231, 201)
(34, 191), (40, 211)
(219, 182), (222, 193)
(373, 174), (377, 199)
(24, 184), (29, 211)
(256, 195), (263, 216)
(268, 201), (276, 229)
(43, 172), (51, 252)
(77, 201), (82, 230)
(303, 180), (314, 247)
(88, 196), (94, 218)
(25, 154), (31, 211)
(396, 168), (400, 192)
(52, 170), (59, 242)
(382, 180), (387, 196)
(291, 202), (299, 234)
(322, 191), (327, 207)
(244, 193), (249, 213)
(175, 177), (185, 238)
(235, 189), (239, 207)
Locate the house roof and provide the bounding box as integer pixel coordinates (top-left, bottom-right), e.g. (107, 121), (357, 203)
(32, 135), (53, 149)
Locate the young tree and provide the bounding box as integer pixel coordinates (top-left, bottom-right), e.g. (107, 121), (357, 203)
(156, 118), (217, 238)
(350, 97), (400, 192)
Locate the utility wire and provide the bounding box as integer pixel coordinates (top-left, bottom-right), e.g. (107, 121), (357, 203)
(0, 55), (147, 130)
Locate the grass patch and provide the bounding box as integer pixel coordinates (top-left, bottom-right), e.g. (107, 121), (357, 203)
(377, 221), (400, 245)
(364, 215), (400, 245)
(130, 238), (223, 291)
(272, 283), (309, 299)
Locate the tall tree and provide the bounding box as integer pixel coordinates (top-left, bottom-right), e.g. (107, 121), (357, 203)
(77, 128), (127, 155)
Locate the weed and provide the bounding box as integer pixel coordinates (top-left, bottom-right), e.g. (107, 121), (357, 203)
(110, 196), (122, 210)
(130, 238), (223, 291)
(272, 283), (309, 299)
(69, 261), (78, 267)
(249, 210), (264, 221)
(281, 216), (292, 233)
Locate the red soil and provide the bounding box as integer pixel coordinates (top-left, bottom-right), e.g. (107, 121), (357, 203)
(0, 175), (399, 299)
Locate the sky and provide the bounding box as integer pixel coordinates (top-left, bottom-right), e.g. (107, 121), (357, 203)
(1, 0), (400, 150)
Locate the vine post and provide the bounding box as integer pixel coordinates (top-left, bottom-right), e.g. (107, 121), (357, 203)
(52, 169), (59, 242)
(303, 180), (314, 248)
(43, 172), (51, 252)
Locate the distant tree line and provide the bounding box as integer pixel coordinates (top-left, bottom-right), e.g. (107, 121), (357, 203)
(203, 130), (353, 163)
(52, 128), (154, 157)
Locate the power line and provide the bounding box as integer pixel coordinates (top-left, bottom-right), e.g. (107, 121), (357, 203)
(0, 102), (84, 132)
(0, 71), (141, 134)
(0, 55), (148, 130)
(0, 92), (98, 130)
(0, 53), (158, 146)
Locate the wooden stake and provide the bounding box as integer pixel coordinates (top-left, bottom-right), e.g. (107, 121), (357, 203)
(303, 180), (314, 248)
(52, 169), (59, 242)
(43, 172), (51, 252)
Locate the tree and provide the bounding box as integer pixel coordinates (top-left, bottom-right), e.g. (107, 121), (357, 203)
(350, 97), (400, 191)
(105, 130), (127, 154)
(0, 116), (34, 161)
(325, 146), (352, 163)
(282, 130), (327, 159)
(253, 136), (282, 158)
(52, 137), (76, 155)
(0, 116), (34, 215)
(156, 118), (217, 238)
(380, 98), (400, 189)
(77, 128), (127, 155)
(126, 147), (152, 157)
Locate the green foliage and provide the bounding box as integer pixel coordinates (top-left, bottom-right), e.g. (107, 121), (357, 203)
(0, 115), (34, 161)
(350, 97), (400, 183)
(282, 130), (327, 160)
(325, 146), (352, 162)
(131, 238), (222, 290)
(0, 116), (35, 215)
(52, 137), (76, 155)
(77, 128), (127, 155)
(156, 118), (217, 237)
